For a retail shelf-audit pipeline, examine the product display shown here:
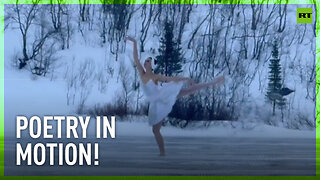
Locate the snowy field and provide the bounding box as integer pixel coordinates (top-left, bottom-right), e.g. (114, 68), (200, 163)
(4, 70), (316, 139)
(3, 34), (316, 139)
(4, 66), (316, 138)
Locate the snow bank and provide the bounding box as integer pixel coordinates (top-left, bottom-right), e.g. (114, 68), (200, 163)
(115, 120), (316, 138)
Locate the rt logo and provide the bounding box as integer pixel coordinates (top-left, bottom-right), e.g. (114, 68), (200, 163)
(297, 8), (312, 23)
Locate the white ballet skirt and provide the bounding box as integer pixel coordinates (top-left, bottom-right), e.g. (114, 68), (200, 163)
(141, 80), (185, 126)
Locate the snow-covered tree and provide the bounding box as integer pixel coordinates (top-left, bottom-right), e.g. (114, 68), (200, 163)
(266, 41), (286, 116)
(155, 21), (183, 76)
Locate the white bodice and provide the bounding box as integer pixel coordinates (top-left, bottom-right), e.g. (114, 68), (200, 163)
(140, 80), (160, 101)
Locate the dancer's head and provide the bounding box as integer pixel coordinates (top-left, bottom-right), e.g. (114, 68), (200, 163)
(144, 57), (156, 72)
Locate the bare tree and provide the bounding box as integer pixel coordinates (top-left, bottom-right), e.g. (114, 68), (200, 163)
(79, 0), (89, 22)
(12, 1), (40, 68)
(50, 0), (72, 50)
(102, 2), (135, 61)
(77, 59), (95, 113)
(277, 2), (287, 33)
(7, 1), (57, 70)
(119, 61), (134, 114)
(139, 4), (154, 52)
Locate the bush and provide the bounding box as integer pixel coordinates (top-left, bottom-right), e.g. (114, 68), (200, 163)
(88, 103), (129, 118)
(169, 96), (234, 121)
(87, 98), (148, 118)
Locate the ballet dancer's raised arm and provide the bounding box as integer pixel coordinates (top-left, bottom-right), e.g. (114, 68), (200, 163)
(125, 36), (145, 76)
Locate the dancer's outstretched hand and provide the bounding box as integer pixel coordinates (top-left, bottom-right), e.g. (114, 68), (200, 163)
(213, 76), (225, 87)
(124, 36), (136, 42)
(188, 78), (195, 86)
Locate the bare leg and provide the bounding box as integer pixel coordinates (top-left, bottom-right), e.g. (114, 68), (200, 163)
(178, 82), (212, 98)
(178, 76), (224, 98)
(152, 121), (165, 156)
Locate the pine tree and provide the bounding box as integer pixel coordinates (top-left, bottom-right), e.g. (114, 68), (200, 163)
(155, 21), (183, 76)
(266, 41), (286, 116)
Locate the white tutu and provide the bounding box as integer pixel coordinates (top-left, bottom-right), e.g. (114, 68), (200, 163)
(141, 80), (185, 126)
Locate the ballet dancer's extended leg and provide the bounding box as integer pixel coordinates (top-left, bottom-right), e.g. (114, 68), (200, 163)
(152, 121), (165, 156)
(178, 76), (224, 98)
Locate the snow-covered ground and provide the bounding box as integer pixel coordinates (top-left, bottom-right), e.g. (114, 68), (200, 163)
(116, 120), (316, 138)
(4, 66), (315, 139)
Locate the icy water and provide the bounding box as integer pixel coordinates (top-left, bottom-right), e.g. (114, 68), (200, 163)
(4, 136), (316, 176)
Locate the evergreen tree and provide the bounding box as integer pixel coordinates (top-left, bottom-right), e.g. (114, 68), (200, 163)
(266, 41), (286, 116)
(155, 21), (183, 76)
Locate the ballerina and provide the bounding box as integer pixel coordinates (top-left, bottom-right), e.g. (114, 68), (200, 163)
(125, 36), (224, 156)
